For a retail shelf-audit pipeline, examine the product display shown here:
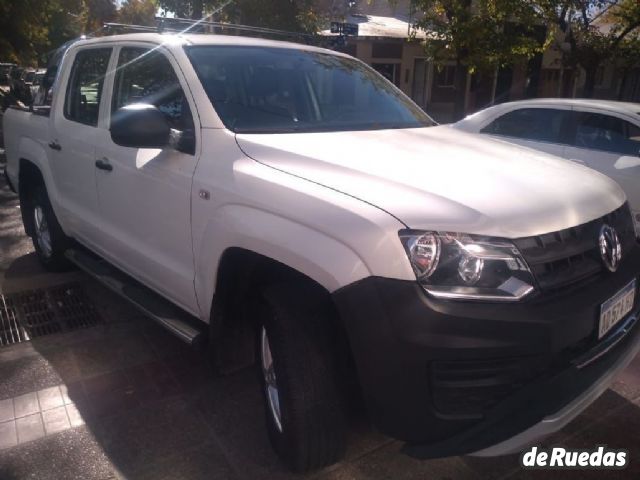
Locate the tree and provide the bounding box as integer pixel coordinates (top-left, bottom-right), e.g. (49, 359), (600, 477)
(156, 0), (325, 32)
(118, 0), (157, 26)
(0, 0), (121, 65)
(613, 34), (640, 99)
(536, 0), (640, 97)
(226, 0), (322, 33)
(47, 0), (85, 56)
(156, 0), (215, 19)
(413, 0), (547, 119)
(0, 0), (53, 64)
(85, 0), (117, 32)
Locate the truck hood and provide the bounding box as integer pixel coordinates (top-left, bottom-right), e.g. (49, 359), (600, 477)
(235, 126), (626, 238)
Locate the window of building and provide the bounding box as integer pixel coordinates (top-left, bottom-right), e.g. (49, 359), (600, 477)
(371, 42), (403, 59)
(372, 63), (398, 86)
(64, 48), (111, 126)
(435, 65), (455, 88)
(481, 108), (570, 143)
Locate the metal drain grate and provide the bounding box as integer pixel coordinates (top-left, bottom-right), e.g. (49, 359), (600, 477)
(0, 283), (103, 346)
(0, 295), (28, 346)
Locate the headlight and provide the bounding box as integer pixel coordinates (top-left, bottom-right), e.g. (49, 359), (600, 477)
(399, 230), (536, 302)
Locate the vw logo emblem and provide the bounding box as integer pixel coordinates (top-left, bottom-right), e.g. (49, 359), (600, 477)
(599, 224), (622, 272)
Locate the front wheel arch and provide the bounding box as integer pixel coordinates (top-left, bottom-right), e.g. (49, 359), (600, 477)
(209, 248), (354, 378)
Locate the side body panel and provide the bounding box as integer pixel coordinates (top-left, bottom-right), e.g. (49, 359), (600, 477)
(191, 129), (411, 321)
(3, 109), (50, 193)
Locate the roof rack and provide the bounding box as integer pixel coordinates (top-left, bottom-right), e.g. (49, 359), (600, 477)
(102, 17), (321, 46)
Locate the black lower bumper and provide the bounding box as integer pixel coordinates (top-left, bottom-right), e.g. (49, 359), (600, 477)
(333, 248), (640, 457)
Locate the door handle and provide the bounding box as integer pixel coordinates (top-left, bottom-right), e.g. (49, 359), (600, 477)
(48, 141), (61, 151)
(95, 158), (113, 172)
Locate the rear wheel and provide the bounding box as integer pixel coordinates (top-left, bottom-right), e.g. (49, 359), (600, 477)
(28, 184), (71, 271)
(258, 284), (346, 473)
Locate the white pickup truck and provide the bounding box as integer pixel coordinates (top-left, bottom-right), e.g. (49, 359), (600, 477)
(3, 33), (640, 472)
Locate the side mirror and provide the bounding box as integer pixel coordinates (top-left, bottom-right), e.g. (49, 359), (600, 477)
(172, 128), (196, 155)
(111, 104), (170, 148)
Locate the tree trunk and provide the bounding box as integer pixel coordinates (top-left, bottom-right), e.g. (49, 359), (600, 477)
(453, 60), (468, 121)
(618, 68), (629, 101)
(582, 66), (597, 98)
(191, 0), (204, 19)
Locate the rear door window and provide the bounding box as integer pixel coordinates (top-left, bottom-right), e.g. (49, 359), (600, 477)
(64, 48), (112, 126)
(481, 108), (570, 144)
(572, 112), (640, 156)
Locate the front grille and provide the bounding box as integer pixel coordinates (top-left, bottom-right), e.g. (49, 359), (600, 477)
(513, 204), (637, 292)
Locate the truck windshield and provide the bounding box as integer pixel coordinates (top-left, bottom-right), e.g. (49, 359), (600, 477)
(186, 46), (435, 134)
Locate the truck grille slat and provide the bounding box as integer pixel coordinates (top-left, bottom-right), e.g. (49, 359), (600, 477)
(514, 204), (637, 292)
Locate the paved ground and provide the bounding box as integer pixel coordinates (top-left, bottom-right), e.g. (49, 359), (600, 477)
(1, 158), (640, 479)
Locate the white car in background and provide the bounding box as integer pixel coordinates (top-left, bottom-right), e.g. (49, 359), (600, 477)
(452, 99), (640, 231)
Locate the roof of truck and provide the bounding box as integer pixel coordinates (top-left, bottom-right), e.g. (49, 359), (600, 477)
(72, 32), (349, 57)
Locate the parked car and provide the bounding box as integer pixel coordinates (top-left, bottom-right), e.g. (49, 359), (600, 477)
(28, 69), (46, 102)
(0, 62), (16, 87)
(3, 34), (640, 472)
(452, 99), (640, 232)
(8, 66), (35, 104)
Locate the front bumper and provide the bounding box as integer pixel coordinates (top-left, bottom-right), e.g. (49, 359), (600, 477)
(472, 316), (640, 456)
(333, 247), (640, 458)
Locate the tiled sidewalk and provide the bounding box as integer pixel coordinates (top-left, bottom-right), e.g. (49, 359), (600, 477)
(0, 385), (84, 449)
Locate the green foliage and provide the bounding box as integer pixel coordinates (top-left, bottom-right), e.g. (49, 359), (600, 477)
(156, 0), (204, 18)
(47, 0), (86, 51)
(535, 0), (640, 96)
(118, 0), (157, 26)
(0, 0), (54, 64)
(156, 0), (325, 32)
(225, 0), (322, 33)
(413, 0), (548, 73)
(85, 0), (117, 32)
(0, 0), (118, 65)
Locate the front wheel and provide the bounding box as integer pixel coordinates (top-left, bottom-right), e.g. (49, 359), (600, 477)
(258, 284), (346, 473)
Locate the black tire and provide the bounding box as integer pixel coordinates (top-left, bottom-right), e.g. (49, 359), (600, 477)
(27, 184), (71, 271)
(257, 283), (346, 473)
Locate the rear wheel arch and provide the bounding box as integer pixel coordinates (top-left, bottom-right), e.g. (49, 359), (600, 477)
(17, 162), (71, 271)
(18, 158), (46, 237)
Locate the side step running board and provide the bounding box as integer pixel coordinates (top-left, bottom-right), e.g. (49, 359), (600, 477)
(65, 249), (205, 346)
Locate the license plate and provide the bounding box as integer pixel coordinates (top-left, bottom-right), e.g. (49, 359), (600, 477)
(599, 280), (636, 339)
